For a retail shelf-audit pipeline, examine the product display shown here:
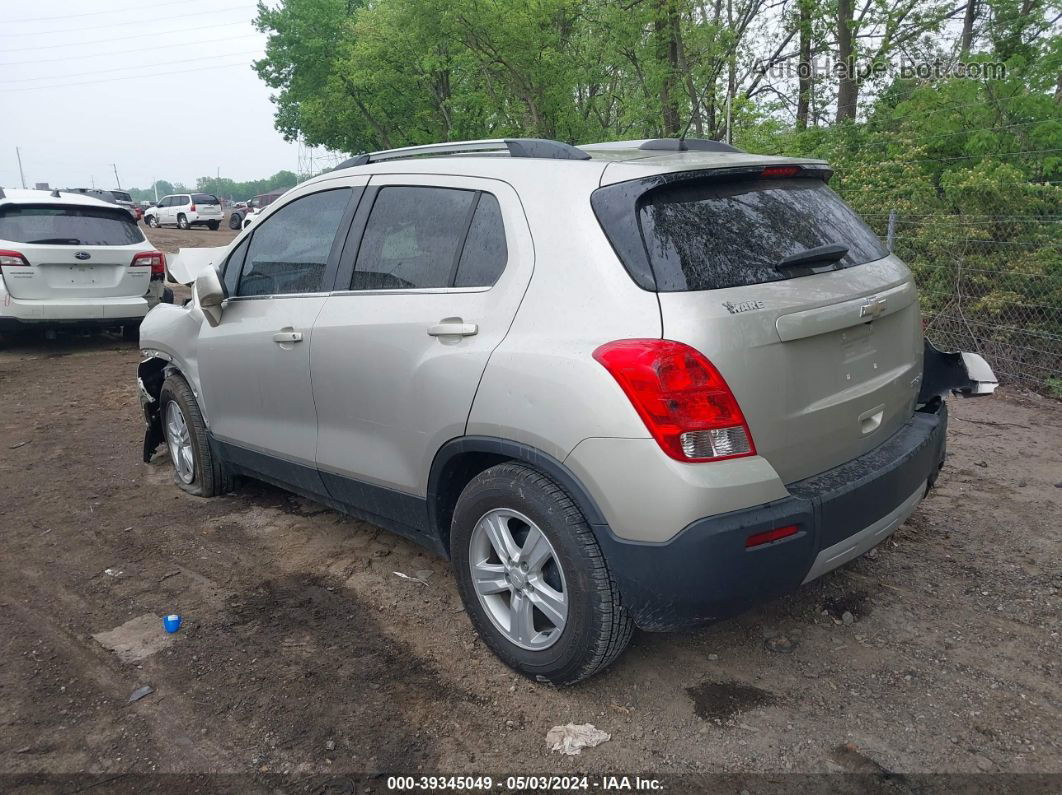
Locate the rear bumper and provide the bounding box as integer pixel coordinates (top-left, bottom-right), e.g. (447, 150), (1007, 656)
(596, 402), (948, 631)
(0, 290), (150, 327)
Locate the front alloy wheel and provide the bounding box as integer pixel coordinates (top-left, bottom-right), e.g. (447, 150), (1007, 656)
(164, 400), (195, 484)
(469, 508), (568, 650)
(156, 374), (230, 497)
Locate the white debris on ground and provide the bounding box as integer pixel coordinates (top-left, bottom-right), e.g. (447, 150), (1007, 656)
(545, 723), (611, 755)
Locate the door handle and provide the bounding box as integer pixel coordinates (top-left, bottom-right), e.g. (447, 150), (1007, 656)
(273, 330), (303, 344)
(427, 322), (478, 337)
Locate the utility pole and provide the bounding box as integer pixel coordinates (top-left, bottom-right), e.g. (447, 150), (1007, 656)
(15, 147), (27, 188)
(110, 163), (121, 189)
(152, 178), (159, 202)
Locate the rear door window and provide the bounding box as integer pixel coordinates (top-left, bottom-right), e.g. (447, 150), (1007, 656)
(597, 176), (888, 291)
(0, 205), (145, 246)
(351, 187), (476, 290)
(237, 188), (351, 297)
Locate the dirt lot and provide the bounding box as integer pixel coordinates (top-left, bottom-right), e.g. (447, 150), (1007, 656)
(0, 223), (1059, 785)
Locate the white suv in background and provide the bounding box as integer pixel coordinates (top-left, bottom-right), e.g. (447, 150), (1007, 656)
(145, 193), (224, 231)
(0, 188), (169, 338)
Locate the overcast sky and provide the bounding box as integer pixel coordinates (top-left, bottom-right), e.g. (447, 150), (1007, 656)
(0, 0), (321, 192)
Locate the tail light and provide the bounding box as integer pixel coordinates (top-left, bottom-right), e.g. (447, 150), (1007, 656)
(189, 203), (197, 212)
(0, 249), (29, 269)
(593, 339), (755, 462)
(131, 250), (166, 280)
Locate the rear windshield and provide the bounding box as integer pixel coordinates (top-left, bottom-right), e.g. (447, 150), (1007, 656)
(192, 193), (220, 205)
(110, 191), (133, 203)
(0, 205), (145, 246)
(596, 176), (888, 292)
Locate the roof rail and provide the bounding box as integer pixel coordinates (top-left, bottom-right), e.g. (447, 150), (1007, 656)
(639, 138), (744, 154)
(51, 189), (62, 198)
(0, 187), (5, 200)
(336, 138), (590, 169)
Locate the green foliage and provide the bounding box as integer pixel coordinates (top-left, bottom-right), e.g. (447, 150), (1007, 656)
(245, 0), (1059, 388)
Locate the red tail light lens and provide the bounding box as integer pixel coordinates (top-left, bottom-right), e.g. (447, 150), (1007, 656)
(593, 339), (756, 462)
(189, 203), (197, 212)
(0, 249), (29, 268)
(761, 166), (801, 178)
(131, 250), (166, 278)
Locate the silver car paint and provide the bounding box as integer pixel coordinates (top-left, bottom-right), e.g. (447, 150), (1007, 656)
(311, 173), (535, 493)
(140, 147), (928, 545)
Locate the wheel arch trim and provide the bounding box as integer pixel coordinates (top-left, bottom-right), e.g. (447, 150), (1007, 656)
(427, 436), (610, 543)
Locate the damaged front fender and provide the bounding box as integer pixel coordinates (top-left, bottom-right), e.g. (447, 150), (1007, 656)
(138, 355), (170, 463)
(918, 338), (999, 404)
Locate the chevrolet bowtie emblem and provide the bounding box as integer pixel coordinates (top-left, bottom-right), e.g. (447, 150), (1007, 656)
(860, 296), (887, 319)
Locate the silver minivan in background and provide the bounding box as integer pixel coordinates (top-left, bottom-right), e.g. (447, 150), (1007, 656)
(137, 138), (996, 684)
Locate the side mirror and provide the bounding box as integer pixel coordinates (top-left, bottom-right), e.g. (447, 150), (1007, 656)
(194, 266), (226, 327)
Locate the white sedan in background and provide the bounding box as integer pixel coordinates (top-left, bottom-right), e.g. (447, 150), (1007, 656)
(0, 188), (170, 339)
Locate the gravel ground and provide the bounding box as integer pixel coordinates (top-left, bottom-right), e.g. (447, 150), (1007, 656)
(0, 225), (1058, 787)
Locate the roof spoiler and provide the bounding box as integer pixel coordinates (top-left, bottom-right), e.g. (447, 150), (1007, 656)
(335, 138), (590, 169)
(640, 138), (744, 154)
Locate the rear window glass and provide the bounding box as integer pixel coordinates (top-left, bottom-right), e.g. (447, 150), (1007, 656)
(637, 178), (887, 291)
(111, 191), (133, 203)
(0, 205), (145, 246)
(192, 193), (220, 205)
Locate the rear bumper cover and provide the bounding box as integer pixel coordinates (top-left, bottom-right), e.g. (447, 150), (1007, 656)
(0, 290), (150, 327)
(597, 402), (947, 631)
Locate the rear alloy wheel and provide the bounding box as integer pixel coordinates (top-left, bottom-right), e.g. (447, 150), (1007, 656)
(452, 463), (633, 685)
(146, 214), (159, 228)
(177, 214), (189, 230)
(469, 508), (569, 651)
(158, 375), (230, 497)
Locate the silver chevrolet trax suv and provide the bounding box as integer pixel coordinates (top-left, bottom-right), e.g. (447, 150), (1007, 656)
(138, 138), (995, 684)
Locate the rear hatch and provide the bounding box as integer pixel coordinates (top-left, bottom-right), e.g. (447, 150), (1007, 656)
(593, 166), (923, 483)
(192, 193), (223, 217)
(0, 203), (152, 300)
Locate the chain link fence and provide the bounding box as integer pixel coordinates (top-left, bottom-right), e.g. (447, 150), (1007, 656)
(863, 211), (1062, 395)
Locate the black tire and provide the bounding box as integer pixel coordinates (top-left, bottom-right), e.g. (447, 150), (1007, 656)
(122, 320), (141, 341)
(228, 212), (242, 230)
(451, 463), (633, 685)
(158, 374), (231, 497)
(161, 287), (174, 304)
(207, 221), (220, 231)
(146, 214), (159, 228)
(177, 214), (189, 230)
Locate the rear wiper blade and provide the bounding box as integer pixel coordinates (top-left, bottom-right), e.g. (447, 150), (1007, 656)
(26, 238), (80, 244)
(776, 243), (849, 270)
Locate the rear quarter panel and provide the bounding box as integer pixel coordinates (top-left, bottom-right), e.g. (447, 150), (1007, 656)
(467, 167), (662, 461)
